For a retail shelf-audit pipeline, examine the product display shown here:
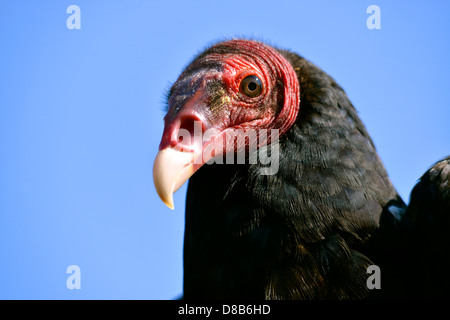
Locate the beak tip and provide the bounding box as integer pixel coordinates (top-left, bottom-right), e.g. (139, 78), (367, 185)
(155, 188), (175, 210)
(153, 146), (196, 211)
(165, 199), (175, 210)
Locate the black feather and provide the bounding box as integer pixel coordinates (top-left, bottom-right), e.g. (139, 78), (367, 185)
(368, 157), (450, 298)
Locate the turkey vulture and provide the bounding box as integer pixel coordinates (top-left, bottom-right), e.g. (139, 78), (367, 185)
(152, 39), (450, 299)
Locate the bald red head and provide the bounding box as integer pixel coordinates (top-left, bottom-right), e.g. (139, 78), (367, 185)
(154, 39), (300, 208)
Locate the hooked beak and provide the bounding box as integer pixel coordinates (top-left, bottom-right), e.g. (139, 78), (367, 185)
(153, 86), (221, 210)
(153, 147), (198, 210)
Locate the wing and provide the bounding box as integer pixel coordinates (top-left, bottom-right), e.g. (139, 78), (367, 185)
(371, 156), (450, 298)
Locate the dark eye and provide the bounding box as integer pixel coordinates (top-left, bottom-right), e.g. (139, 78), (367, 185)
(240, 75), (263, 98)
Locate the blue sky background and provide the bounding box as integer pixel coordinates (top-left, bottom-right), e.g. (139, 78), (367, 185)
(0, 1), (449, 299)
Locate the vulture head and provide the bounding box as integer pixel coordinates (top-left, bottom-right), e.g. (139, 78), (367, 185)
(153, 40), (300, 209)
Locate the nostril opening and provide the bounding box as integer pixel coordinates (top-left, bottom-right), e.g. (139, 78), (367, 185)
(179, 116), (197, 137)
(177, 116), (204, 148)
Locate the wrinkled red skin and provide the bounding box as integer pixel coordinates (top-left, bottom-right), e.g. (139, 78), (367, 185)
(159, 40), (300, 164)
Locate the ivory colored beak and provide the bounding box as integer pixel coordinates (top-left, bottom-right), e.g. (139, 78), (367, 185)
(153, 147), (197, 210)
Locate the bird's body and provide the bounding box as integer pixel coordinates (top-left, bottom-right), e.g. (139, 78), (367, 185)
(184, 51), (396, 299)
(153, 39), (450, 299)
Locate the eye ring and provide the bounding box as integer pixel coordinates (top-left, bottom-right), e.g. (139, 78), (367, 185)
(240, 75), (263, 98)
